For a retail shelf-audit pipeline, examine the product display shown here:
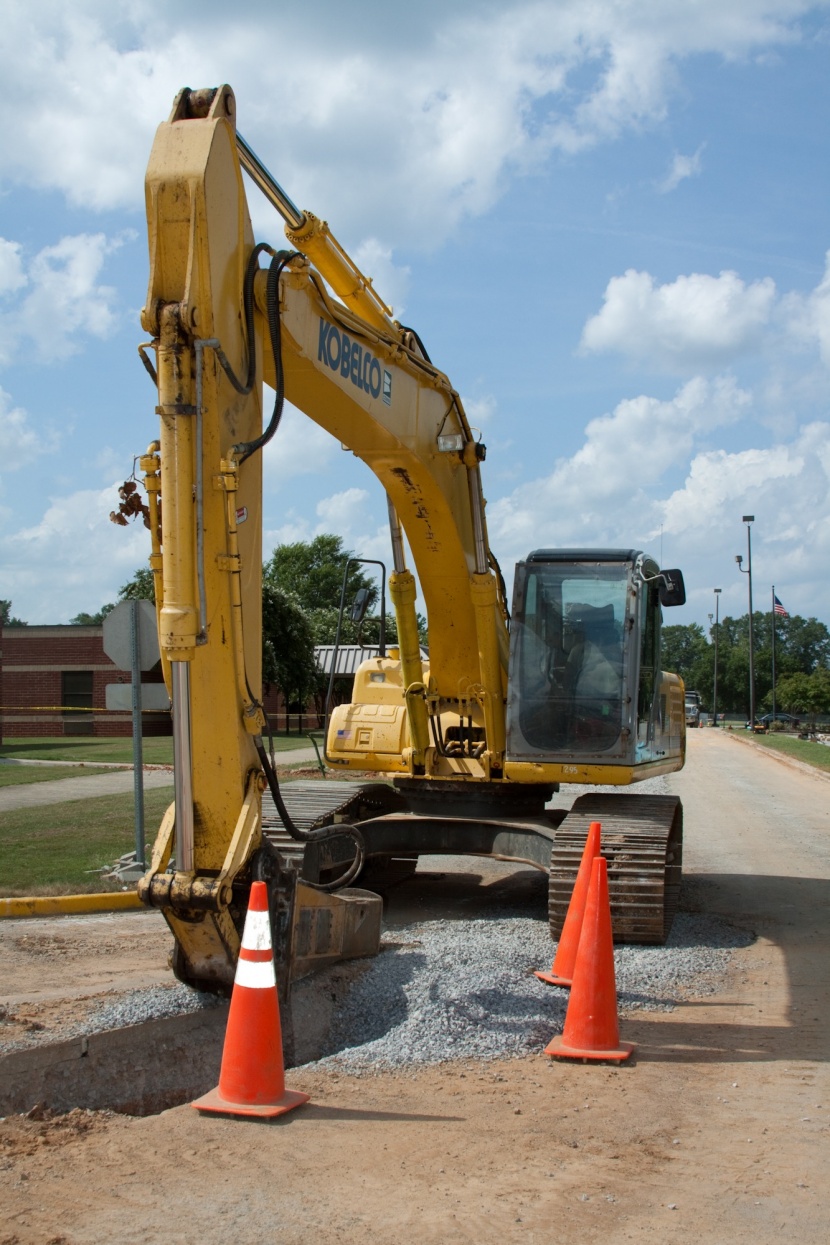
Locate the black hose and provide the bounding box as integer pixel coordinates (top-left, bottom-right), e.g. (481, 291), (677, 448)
(254, 737), (366, 891)
(398, 323), (432, 364)
(234, 249), (301, 464)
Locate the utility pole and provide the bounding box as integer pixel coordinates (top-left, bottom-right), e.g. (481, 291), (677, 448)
(771, 584), (777, 721)
(735, 516), (755, 727)
(712, 588), (722, 727)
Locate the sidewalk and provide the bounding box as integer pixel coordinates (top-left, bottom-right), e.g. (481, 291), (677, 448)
(0, 769), (175, 812)
(0, 746), (320, 812)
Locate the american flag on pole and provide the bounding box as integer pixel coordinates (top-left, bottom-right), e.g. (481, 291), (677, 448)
(773, 594), (788, 617)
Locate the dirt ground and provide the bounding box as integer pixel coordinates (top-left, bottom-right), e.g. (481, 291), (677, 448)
(1, 730), (828, 1244)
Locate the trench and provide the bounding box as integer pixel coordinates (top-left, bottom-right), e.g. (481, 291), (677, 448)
(0, 970), (349, 1118)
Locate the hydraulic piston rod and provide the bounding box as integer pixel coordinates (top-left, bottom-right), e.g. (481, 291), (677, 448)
(171, 661), (194, 872)
(236, 132), (398, 336)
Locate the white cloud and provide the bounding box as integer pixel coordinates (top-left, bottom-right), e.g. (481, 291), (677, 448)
(0, 2), (818, 246)
(0, 481), (151, 623)
(312, 486), (394, 567)
(486, 377), (829, 624)
(0, 388), (58, 477)
(461, 394), (497, 429)
(0, 239), (26, 295)
(311, 490), (395, 570)
(657, 144), (706, 193)
(580, 268), (777, 371)
(488, 375), (751, 560)
(263, 516), (314, 554)
(662, 444), (804, 535)
(657, 420), (830, 618)
(315, 487), (370, 532)
(263, 489), (393, 584)
(351, 241), (410, 319)
(261, 400), (338, 486)
(782, 249), (830, 365)
(0, 233), (124, 365)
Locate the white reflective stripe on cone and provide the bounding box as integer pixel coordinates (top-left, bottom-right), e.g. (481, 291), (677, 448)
(234, 956), (277, 989)
(241, 908), (273, 952)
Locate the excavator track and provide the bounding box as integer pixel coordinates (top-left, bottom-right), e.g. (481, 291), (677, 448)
(549, 793), (682, 945)
(261, 779), (402, 859)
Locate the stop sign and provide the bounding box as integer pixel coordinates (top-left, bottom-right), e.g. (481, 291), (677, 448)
(102, 599), (160, 671)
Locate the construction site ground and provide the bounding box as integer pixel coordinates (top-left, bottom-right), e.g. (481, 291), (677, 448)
(1, 729), (828, 1244)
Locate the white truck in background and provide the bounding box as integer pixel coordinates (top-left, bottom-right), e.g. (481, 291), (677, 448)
(685, 690), (702, 728)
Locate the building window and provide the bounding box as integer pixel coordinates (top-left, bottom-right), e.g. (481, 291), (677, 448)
(62, 671), (94, 735)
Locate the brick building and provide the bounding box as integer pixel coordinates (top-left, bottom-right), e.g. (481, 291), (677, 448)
(0, 626), (403, 741)
(0, 624), (171, 738)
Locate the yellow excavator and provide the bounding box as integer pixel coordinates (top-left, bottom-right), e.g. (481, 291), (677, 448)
(135, 85), (687, 996)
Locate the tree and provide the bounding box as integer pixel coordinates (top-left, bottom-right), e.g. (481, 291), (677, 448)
(68, 567), (156, 627)
(70, 605), (116, 625)
(261, 583), (319, 710)
(696, 611), (830, 716)
(660, 612), (829, 717)
(661, 623), (712, 704)
(769, 668), (830, 717)
(306, 605), (399, 649)
(264, 535), (378, 617)
(118, 567), (155, 601)
(0, 600), (27, 627)
(770, 614), (830, 674)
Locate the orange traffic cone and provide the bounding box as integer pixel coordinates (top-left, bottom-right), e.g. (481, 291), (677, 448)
(544, 855), (635, 1062)
(535, 820), (602, 987)
(193, 881), (310, 1117)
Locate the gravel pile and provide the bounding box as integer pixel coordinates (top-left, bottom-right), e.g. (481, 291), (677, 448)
(5, 906), (752, 1065)
(88, 984), (222, 1034)
(309, 908), (754, 1074)
(0, 985), (222, 1056)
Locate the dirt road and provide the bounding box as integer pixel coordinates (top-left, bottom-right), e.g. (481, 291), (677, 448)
(1, 731), (828, 1244)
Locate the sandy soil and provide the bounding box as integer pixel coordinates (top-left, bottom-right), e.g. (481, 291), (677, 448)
(0, 913), (173, 1047)
(1, 730), (828, 1245)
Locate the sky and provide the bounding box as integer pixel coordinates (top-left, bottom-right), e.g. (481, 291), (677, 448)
(1, 0), (829, 632)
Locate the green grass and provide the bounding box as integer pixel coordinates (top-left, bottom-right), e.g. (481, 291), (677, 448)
(0, 763), (329, 895)
(0, 764), (122, 788)
(0, 787), (176, 896)
(0, 732), (314, 765)
(746, 732), (830, 774)
(0, 736), (175, 765)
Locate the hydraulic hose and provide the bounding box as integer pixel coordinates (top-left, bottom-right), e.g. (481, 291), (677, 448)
(219, 241), (366, 889)
(254, 737), (366, 892)
(233, 248), (301, 464)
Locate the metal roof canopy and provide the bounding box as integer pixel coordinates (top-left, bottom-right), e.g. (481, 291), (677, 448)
(315, 644), (429, 676)
(526, 548), (643, 563)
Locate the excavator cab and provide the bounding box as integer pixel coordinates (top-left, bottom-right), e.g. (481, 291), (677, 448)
(506, 550), (686, 778)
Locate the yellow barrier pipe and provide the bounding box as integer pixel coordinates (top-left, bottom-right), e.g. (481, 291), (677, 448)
(0, 892), (144, 919)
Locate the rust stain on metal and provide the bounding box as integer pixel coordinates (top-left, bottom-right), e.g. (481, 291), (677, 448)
(390, 467), (440, 551)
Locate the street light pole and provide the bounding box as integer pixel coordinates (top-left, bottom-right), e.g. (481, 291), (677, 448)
(712, 588), (722, 727)
(735, 515), (755, 727)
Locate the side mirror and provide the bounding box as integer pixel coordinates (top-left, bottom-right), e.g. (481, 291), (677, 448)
(658, 570), (686, 607)
(349, 587), (371, 623)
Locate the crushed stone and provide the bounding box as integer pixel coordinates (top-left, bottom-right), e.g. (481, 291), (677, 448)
(1, 898), (753, 1068)
(306, 907), (754, 1074)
